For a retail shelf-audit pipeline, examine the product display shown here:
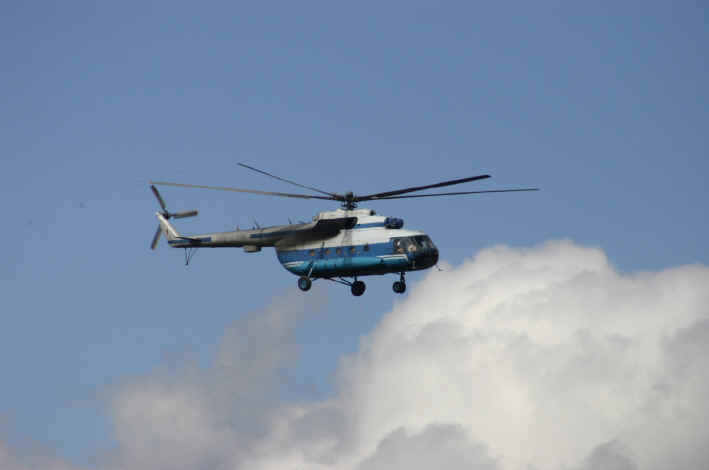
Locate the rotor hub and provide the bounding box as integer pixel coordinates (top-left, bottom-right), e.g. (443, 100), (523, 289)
(342, 191), (357, 210)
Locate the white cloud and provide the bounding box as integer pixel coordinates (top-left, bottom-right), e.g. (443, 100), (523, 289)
(331, 240), (709, 469)
(355, 424), (499, 470)
(573, 441), (637, 470)
(105, 290), (327, 470)
(6, 240), (709, 469)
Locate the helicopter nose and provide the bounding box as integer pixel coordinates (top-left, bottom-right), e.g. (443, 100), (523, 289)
(414, 247), (438, 269)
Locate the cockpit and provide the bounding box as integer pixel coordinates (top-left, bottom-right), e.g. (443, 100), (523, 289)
(392, 235), (437, 254)
(391, 235), (438, 269)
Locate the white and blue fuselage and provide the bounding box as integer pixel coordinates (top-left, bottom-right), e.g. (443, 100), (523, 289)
(275, 208), (438, 278)
(157, 207), (439, 281)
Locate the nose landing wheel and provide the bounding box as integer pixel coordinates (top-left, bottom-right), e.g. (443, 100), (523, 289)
(297, 276), (312, 291)
(392, 272), (406, 294)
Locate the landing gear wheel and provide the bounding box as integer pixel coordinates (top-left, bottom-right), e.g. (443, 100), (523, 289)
(297, 276), (312, 291)
(351, 280), (366, 296)
(393, 281), (406, 294)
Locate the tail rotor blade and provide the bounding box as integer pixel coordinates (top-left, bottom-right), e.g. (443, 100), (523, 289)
(171, 210), (198, 219)
(150, 225), (162, 250)
(150, 185), (168, 213)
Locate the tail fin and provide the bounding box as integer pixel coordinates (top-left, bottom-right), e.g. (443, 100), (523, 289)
(156, 212), (181, 241)
(149, 184), (198, 250)
(150, 212), (183, 249)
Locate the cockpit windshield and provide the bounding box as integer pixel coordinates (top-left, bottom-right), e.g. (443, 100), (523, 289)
(413, 235), (435, 250)
(392, 235), (436, 253)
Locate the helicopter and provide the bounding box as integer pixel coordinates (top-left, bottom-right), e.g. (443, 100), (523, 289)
(149, 163), (538, 296)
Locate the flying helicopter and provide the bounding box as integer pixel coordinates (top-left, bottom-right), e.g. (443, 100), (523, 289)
(149, 163), (538, 296)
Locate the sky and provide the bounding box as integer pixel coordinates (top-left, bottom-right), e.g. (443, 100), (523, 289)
(1, 1), (707, 469)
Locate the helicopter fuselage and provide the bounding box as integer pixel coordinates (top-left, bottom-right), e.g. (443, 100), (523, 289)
(275, 209), (439, 278)
(160, 207), (438, 280)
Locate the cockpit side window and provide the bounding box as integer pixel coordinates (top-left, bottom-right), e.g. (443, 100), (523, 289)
(393, 238), (403, 253)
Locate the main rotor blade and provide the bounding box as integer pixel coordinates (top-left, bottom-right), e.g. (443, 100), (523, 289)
(171, 210), (198, 219)
(150, 181), (337, 201)
(356, 174), (491, 201)
(238, 163), (341, 198)
(373, 188), (540, 200)
(150, 185), (168, 212)
(150, 225), (162, 250)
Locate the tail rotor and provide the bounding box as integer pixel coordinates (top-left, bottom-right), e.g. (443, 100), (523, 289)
(150, 225), (163, 250)
(149, 185), (198, 249)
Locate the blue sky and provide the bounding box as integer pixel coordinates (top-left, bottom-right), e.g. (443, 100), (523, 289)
(1, 1), (707, 466)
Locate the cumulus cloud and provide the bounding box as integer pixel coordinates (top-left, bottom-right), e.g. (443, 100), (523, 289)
(6, 240), (709, 469)
(105, 290), (327, 470)
(573, 441), (637, 470)
(355, 424), (499, 470)
(322, 241), (708, 470)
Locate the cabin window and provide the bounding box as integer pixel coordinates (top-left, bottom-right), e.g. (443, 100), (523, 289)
(349, 246), (356, 254)
(364, 244), (370, 252)
(336, 248), (342, 255)
(324, 248), (330, 255)
(309, 249), (315, 256)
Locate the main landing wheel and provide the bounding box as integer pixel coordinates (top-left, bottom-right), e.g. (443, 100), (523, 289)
(351, 280), (366, 296)
(297, 276), (312, 291)
(393, 281), (406, 294)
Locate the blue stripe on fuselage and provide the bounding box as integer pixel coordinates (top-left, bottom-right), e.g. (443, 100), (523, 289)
(285, 256), (409, 277)
(276, 241), (411, 277)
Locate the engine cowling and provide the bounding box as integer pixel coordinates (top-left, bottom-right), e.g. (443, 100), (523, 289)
(384, 217), (404, 229)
